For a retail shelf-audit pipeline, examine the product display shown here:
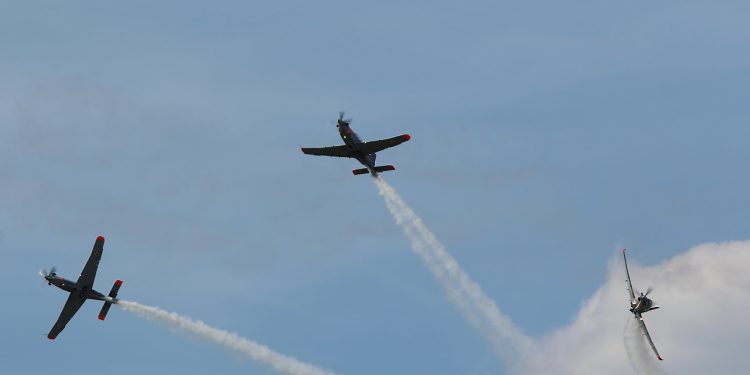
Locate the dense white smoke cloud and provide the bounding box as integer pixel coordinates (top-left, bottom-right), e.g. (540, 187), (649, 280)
(373, 176), (535, 368)
(518, 240), (750, 375)
(374, 177), (750, 375)
(118, 301), (335, 375)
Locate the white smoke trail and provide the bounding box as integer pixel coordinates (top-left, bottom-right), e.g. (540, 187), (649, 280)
(117, 300), (336, 375)
(623, 316), (663, 375)
(373, 176), (535, 368)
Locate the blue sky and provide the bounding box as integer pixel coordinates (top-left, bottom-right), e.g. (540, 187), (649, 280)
(1, 1), (749, 374)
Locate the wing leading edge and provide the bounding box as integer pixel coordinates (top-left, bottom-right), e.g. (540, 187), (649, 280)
(300, 145), (352, 158)
(77, 236), (105, 288)
(47, 294), (86, 340)
(358, 134), (410, 155)
(622, 248), (636, 301)
(635, 314), (664, 360)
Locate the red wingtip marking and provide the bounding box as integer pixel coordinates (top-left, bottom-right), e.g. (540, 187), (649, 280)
(658, 355), (663, 361)
(114, 279), (123, 286)
(97, 236), (105, 242)
(300, 147), (305, 153)
(621, 248), (626, 254)
(389, 166), (396, 170)
(98, 314), (106, 321)
(403, 134), (411, 141)
(47, 334), (56, 340)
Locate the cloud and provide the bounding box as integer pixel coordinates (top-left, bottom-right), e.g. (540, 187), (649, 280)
(519, 241), (750, 375)
(372, 175), (750, 375)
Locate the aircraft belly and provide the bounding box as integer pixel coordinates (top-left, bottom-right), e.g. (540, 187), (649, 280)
(60, 285), (76, 293)
(86, 290), (106, 300)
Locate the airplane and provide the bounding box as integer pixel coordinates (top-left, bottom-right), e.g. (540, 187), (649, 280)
(300, 112), (411, 176)
(622, 248), (663, 360)
(40, 236), (122, 340)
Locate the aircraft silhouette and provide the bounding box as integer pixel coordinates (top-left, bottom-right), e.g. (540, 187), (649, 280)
(301, 112), (411, 176)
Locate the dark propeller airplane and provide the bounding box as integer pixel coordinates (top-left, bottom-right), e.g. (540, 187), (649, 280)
(622, 248), (663, 361)
(301, 112), (411, 176)
(40, 236), (122, 340)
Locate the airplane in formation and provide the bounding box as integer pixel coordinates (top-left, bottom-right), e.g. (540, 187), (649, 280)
(40, 236), (122, 340)
(301, 112), (411, 176)
(622, 248), (663, 360)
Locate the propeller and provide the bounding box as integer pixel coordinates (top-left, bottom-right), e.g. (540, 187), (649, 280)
(335, 111), (352, 126)
(39, 266), (57, 287)
(637, 286), (654, 300)
(40, 266), (57, 277)
(643, 287), (653, 297)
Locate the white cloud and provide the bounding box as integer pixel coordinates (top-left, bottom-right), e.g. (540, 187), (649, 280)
(520, 241), (750, 375)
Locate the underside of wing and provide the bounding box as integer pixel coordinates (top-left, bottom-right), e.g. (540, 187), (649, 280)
(48, 294), (86, 340)
(358, 134), (411, 155)
(622, 249), (636, 301)
(300, 145), (353, 158)
(636, 315), (663, 360)
(77, 236), (105, 289)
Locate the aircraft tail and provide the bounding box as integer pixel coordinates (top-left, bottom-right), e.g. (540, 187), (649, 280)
(352, 165), (396, 176)
(98, 279), (122, 321)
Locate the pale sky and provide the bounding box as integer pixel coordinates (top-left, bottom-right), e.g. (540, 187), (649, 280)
(2, 1), (749, 374)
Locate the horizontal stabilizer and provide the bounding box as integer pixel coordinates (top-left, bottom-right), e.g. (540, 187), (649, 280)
(352, 165), (396, 176)
(108, 279), (123, 298)
(352, 168), (370, 175)
(98, 302), (112, 321)
(373, 165), (396, 173)
(99, 280), (123, 320)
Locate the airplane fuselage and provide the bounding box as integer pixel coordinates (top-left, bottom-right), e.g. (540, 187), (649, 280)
(46, 275), (110, 302)
(338, 120), (376, 170)
(630, 295), (659, 315)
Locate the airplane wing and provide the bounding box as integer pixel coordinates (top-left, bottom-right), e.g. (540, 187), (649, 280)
(358, 134), (411, 155)
(47, 294), (86, 339)
(635, 314), (664, 360)
(300, 145), (353, 158)
(622, 248), (636, 301)
(76, 236), (105, 289)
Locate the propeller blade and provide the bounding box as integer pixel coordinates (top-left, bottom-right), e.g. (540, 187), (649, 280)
(38, 270), (46, 277)
(339, 111), (345, 120)
(49, 266), (56, 275)
(644, 287), (653, 297)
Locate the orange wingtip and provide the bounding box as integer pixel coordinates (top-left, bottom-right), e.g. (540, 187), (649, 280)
(114, 279), (123, 286)
(97, 236), (105, 242)
(98, 314), (106, 321)
(47, 334), (56, 340)
(403, 134), (411, 141)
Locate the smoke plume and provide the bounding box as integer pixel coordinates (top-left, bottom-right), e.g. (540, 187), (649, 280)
(118, 300), (335, 375)
(373, 176), (535, 368)
(517, 241), (750, 375)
